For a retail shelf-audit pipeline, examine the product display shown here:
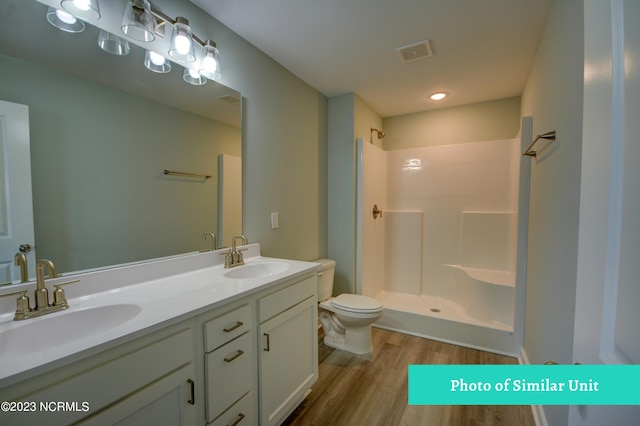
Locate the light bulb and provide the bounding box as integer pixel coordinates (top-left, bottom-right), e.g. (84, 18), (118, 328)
(56, 9), (77, 24)
(74, 0), (91, 11)
(202, 55), (217, 73)
(61, 0), (100, 20)
(149, 51), (165, 66)
(188, 68), (200, 78)
(430, 92), (448, 101)
(198, 40), (220, 80)
(174, 34), (191, 55)
(169, 17), (195, 62)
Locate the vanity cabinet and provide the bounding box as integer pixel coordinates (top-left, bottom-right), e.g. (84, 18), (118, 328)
(258, 274), (318, 426)
(1, 321), (197, 426)
(1, 265), (318, 426)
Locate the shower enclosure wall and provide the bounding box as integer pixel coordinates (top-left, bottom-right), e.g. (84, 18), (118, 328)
(356, 136), (527, 355)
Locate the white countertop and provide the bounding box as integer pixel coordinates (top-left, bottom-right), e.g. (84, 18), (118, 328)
(0, 244), (319, 387)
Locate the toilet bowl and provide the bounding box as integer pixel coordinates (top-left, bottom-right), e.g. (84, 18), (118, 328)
(315, 259), (383, 355)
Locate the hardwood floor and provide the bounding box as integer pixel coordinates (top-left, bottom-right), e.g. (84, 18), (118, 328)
(282, 327), (536, 426)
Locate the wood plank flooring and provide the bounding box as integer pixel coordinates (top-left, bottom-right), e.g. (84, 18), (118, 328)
(282, 328), (536, 426)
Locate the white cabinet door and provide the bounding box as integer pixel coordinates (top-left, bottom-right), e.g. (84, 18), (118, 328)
(86, 364), (197, 426)
(259, 297), (317, 426)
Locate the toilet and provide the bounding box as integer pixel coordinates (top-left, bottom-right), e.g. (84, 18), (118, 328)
(315, 259), (383, 355)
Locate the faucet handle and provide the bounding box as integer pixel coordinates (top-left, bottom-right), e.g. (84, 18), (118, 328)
(218, 249), (233, 267)
(236, 248), (248, 264)
(15, 291), (30, 316)
(52, 279), (80, 308)
(0, 290), (32, 320)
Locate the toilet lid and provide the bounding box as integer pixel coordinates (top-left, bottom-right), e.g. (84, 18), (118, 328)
(331, 294), (383, 312)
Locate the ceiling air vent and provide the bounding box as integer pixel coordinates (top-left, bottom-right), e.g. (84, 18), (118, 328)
(395, 40), (435, 63)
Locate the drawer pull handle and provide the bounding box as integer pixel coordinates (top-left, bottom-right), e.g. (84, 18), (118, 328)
(227, 412), (245, 426)
(223, 321), (244, 333)
(224, 349), (245, 363)
(187, 379), (195, 405)
(263, 333), (270, 352)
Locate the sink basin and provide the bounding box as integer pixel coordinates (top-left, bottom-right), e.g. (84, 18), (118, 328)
(0, 304), (142, 356)
(225, 261), (291, 279)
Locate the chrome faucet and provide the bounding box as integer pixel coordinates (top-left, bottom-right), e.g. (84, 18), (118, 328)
(221, 235), (248, 268)
(14, 253), (29, 283)
(0, 259), (80, 320)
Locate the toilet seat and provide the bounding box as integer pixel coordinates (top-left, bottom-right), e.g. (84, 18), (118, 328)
(331, 294), (383, 313)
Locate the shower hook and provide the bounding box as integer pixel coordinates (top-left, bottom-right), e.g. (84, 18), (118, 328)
(372, 204), (382, 219)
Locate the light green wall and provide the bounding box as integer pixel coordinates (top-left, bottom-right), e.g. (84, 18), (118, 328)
(327, 94), (357, 294)
(382, 97), (521, 150)
(326, 93), (383, 295)
(354, 95), (384, 150)
(328, 93), (382, 295)
(520, 0), (584, 424)
(189, 1), (329, 261)
(0, 53), (240, 272)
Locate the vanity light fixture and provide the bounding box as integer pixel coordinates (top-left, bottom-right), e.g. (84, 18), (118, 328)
(144, 50), (172, 73)
(430, 92), (448, 101)
(60, 0), (101, 21)
(49, 0), (222, 84)
(183, 67), (207, 85)
(121, 0), (155, 42)
(198, 40), (221, 81)
(169, 17), (196, 63)
(46, 7), (85, 33)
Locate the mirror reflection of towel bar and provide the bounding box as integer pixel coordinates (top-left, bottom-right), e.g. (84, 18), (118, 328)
(164, 169), (212, 179)
(523, 130), (556, 157)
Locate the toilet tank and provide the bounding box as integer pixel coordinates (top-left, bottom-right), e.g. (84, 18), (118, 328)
(315, 259), (336, 301)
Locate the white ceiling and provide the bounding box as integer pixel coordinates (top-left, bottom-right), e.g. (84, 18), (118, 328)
(191, 0), (552, 117)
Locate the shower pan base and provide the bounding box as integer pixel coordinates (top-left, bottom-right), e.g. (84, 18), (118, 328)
(373, 292), (517, 356)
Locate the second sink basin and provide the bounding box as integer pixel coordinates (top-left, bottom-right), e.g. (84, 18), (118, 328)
(0, 303), (142, 357)
(224, 261), (291, 279)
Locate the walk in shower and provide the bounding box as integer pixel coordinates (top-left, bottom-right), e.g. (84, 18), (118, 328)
(356, 132), (529, 355)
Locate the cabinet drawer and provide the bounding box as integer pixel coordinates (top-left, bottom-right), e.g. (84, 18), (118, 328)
(258, 274), (316, 323)
(204, 303), (251, 352)
(209, 391), (254, 426)
(206, 331), (253, 422)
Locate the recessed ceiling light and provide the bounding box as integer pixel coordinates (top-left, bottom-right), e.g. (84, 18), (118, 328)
(430, 92), (448, 101)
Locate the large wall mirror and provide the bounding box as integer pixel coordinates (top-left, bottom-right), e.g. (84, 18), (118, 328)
(0, 0), (242, 281)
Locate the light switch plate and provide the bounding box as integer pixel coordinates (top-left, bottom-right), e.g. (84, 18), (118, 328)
(271, 212), (279, 229)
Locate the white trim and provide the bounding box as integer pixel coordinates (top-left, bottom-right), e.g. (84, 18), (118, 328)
(599, 0), (626, 365)
(520, 347), (547, 426)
